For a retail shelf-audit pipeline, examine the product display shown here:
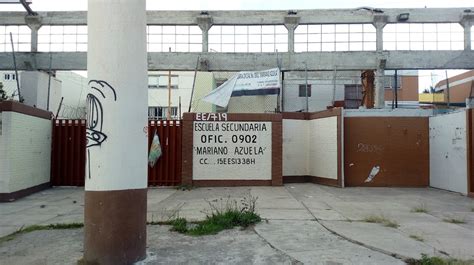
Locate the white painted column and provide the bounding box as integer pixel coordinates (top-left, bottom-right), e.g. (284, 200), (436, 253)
(84, 0), (148, 264)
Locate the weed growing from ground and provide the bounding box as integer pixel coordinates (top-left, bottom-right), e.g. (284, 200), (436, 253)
(169, 195), (261, 236)
(362, 215), (399, 228)
(443, 218), (466, 224)
(176, 184), (194, 191)
(409, 234), (424, 242)
(405, 254), (474, 265)
(0, 223), (83, 244)
(411, 203), (429, 213)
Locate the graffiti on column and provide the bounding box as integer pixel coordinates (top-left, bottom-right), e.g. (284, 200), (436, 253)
(86, 80), (117, 179)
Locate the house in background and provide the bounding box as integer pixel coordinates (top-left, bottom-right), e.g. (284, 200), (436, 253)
(383, 70), (419, 108)
(283, 70), (419, 112)
(431, 70), (474, 107)
(2, 69), (422, 117)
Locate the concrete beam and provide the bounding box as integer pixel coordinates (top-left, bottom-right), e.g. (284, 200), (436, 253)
(0, 8), (471, 25)
(196, 15), (212, 52)
(1, 50), (473, 71)
(284, 15), (300, 53)
(461, 13), (474, 51)
(24, 15), (42, 52)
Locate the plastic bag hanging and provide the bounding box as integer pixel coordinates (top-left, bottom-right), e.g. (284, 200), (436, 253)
(148, 129), (162, 168)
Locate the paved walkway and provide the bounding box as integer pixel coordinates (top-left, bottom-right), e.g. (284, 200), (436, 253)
(0, 184), (473, 264)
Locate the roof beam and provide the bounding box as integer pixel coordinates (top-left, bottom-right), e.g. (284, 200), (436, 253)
(0, 51), (472, 71)
(0, 8), (471, 25)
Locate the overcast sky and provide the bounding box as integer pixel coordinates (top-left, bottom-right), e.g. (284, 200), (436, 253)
(1, 0), (472, 90)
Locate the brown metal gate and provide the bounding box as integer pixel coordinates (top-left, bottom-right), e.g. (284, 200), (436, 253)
(51, 119), (87, 186)
(147, 119), (182, 186)
(51, 119), (182, 186)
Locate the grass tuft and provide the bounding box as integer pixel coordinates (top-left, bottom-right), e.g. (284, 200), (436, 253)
(176, 184), (195, 191)
(443, 218), (466, 224)
(363, 215), (399, 228)
(406, 254), (474, 265)
(409, 234), (424, 242)
(169, 195), (261, 236)
(411, 203), (429, 213)
(0, 223), (83, 244)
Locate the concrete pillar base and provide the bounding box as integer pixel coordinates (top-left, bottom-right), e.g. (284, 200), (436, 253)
(84, 189), (147, 265)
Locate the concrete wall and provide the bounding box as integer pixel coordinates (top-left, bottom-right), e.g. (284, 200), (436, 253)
(429, 110), (468, 194)
(0, 107), (52, 195)
(56, 71), (88, 107)
(308, 116), (338, 179)
(282, 109), (342, 186)
(20, 71), (61, 112)
(282, 119), (308, 176)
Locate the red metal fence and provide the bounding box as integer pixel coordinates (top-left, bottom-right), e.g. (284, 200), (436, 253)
(51, 119), (182, 186)
(147, 119), (182, 186)
(51, 119), (87, 186)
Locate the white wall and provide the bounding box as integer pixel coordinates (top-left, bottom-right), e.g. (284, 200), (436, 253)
(282, 115), (339, 180)
(429, 110), (467, 194)
(56, 71), (88, 107)
(0, 111), (52, 193)
(429, 110), (468, 194)
(308, 116), (339, 179)
(282, 119), (308, 176)
(20, 71), (62, 112)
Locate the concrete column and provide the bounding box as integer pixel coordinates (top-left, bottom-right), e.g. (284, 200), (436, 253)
(197, 15), (212, 52)
(374, 59), (386, 108)
(84, 1), (148, 264)
(25, 15), (42, 52)
(461, 14), (473, 51)
(284, 15), (300, 53)
(373, 15), (388, 52)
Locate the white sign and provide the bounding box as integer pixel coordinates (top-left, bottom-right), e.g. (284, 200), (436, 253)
(202, 68), (280, 108)
(193, 121), (272, 180)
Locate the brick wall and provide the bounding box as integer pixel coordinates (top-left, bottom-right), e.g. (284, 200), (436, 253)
(0, 101), (52, 199)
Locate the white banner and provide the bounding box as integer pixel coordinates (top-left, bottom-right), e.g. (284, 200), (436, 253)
(202, 68), (280, 108)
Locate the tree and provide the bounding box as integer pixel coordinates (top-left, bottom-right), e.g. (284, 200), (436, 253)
(0, 82), (8, 101)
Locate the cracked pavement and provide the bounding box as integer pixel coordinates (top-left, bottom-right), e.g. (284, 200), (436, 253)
(1, 184), (473, 264)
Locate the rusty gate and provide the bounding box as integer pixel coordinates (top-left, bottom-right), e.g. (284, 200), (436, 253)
(147, 119), (182, 186)
(51, 119), (87, 186)
(51, 119), (182, 186)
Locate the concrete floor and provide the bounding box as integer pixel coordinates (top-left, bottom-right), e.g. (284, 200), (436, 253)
(0, 184), (473, 264)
